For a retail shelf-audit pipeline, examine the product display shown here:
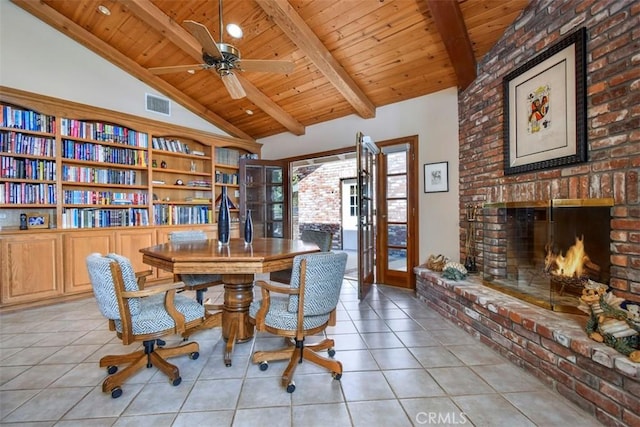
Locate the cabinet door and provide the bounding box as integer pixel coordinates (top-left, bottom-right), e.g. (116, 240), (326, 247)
(1, 234), (63, 305)
(116, 229), (156, 277)
(240, 159), (290, 238)
(64, 230), (115, 293)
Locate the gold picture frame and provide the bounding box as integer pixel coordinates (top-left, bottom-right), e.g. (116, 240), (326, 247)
(26, 213), (50, 229)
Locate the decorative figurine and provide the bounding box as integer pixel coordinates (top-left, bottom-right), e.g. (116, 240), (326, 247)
(161, 160), (167, 169)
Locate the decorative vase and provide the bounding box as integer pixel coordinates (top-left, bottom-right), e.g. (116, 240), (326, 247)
(217, 186), (230, 245)
(244, 209), (253, 244)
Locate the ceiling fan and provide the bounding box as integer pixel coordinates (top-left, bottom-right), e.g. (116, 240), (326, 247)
(148, 0), (294, 99)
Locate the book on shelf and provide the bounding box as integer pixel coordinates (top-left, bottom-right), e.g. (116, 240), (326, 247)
(152, 179), (165, 185)
(185, 197), (211, 203)
(191, 150), (205, 156)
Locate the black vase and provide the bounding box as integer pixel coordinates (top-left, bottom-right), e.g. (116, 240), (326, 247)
(217, 186), (230, 245)
(244, 209), (253, 244)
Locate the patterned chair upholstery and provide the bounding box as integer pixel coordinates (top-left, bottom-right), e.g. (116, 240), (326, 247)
(250, 251), (348, 393)
(86, 253), (220, 398)
(269, 230), (333, 284)
(169, 230), (224, 306)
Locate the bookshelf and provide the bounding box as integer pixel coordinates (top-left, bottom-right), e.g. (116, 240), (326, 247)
(151, 136), (214, 226)
(0, 87), (260, 309)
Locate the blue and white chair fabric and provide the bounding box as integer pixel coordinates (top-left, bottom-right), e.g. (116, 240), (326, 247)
(249, 251), (348, 393)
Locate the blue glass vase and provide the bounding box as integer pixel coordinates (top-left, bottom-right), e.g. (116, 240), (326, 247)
(244, 209), (253, 244)
(217, 186), (230, 245)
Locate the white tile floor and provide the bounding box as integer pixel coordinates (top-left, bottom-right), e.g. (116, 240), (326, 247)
(0, 278), (603, 426)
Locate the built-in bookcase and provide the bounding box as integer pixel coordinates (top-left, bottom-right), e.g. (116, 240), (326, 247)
(0, 104), (58, 220)
(0, 87), (260, 231)
(60, 118), (150, 228)
(151, 136), (213, 226)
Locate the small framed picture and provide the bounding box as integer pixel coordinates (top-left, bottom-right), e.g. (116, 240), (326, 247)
(424, 161), (449, 193)
(26, 213), (50, 229)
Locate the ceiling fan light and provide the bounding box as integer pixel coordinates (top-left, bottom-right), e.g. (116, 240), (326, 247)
(226, 23), (243, 39)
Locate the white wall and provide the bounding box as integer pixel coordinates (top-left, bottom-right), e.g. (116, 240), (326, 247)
(0, 0), (461, 264)
(261, 89), (461, 262)
(0, 1), (226, 135)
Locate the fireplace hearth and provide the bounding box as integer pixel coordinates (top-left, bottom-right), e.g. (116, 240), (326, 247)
(482, 198), (613, 313)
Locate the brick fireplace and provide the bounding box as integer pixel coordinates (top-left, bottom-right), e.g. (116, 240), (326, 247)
(419, 0), (640, 425)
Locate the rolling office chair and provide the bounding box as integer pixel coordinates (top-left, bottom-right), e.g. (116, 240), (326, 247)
(86, 252), (220, 398)
(269, 229), (333, 284)
(250, 251), (348, 392)
(168, 230), (224, 307)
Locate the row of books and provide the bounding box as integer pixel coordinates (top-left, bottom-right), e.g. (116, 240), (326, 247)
(61, 207), (150, 228)
(60, 119), (148, 148)
(214, 171), (239, 184)
(1, 182), (56, 204)
(62, 190), (148, 205)
(0, 131), (56, 157)
(62, 140), (147, 166)
(0, 105), (56, 133)
(151, 137), (193, 154)
(62, 165), (138, 185)
(153, 204), (212, 225)
(215, 147), (240, 166)
(1, 157), (56, 180)
(187, 180), (211, 188)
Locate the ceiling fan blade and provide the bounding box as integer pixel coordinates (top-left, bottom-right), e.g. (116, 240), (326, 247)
(183, 20), (222, 59)
(221, 73), (246, 99)
(238, 59), (295, 74)
(149, 64), (207, 75)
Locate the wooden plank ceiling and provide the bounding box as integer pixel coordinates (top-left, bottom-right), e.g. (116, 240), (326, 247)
(11, 0), (529, 141)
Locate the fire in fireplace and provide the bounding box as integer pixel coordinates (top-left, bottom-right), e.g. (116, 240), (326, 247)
(482, 198), (613, 313)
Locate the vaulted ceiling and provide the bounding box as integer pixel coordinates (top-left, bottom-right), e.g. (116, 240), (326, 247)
(11, 0), (529, 141)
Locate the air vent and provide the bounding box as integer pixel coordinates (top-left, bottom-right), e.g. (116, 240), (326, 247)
(145, 94), (171, 116)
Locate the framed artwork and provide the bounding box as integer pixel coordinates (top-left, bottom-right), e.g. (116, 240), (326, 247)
(424, 161), (449, 193)
(26, 213), (49, 229)
(503, 27), (587, 175)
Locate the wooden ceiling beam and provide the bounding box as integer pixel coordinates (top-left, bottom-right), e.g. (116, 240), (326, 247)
(256, 0), (376, 119)
(10, 0), (254, 141)
(120, 0), (305, 136)
(425, 0), (477, 91)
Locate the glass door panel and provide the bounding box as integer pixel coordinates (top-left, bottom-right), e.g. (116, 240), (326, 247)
(240, 160), (290, 239)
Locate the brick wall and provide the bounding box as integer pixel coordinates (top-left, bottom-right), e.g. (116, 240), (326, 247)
(416, 269), (640, 426)
(458, 0), (640, 302)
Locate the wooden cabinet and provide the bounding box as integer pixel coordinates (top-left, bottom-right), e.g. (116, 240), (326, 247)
(63, 230), (115, 294)
(0, 233), (63, 305)
(116, 228), (156, 276)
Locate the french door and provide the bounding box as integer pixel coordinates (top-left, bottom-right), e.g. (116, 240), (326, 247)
(375, 137), (418, 289)
(356, 132), (378, 300)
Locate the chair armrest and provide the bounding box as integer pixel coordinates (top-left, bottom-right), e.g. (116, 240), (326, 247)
(135, 269), (153, 289)
(121, 282), (185, 298)
(254, 280), (299, 295)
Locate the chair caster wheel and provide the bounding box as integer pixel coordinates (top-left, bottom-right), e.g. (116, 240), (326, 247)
(107, 365), (118, 375)
(332, 372), (342, 380)
(110, 386), (122, 398)
(259, 362), (269, 371)
(286, 381), (296, 393)
(190, 351), (199, 360)
(172, 377), (182, 386)
(328, 348), (336, 357)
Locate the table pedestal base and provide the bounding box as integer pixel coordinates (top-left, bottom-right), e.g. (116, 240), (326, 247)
(222, 274), (255, 366)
